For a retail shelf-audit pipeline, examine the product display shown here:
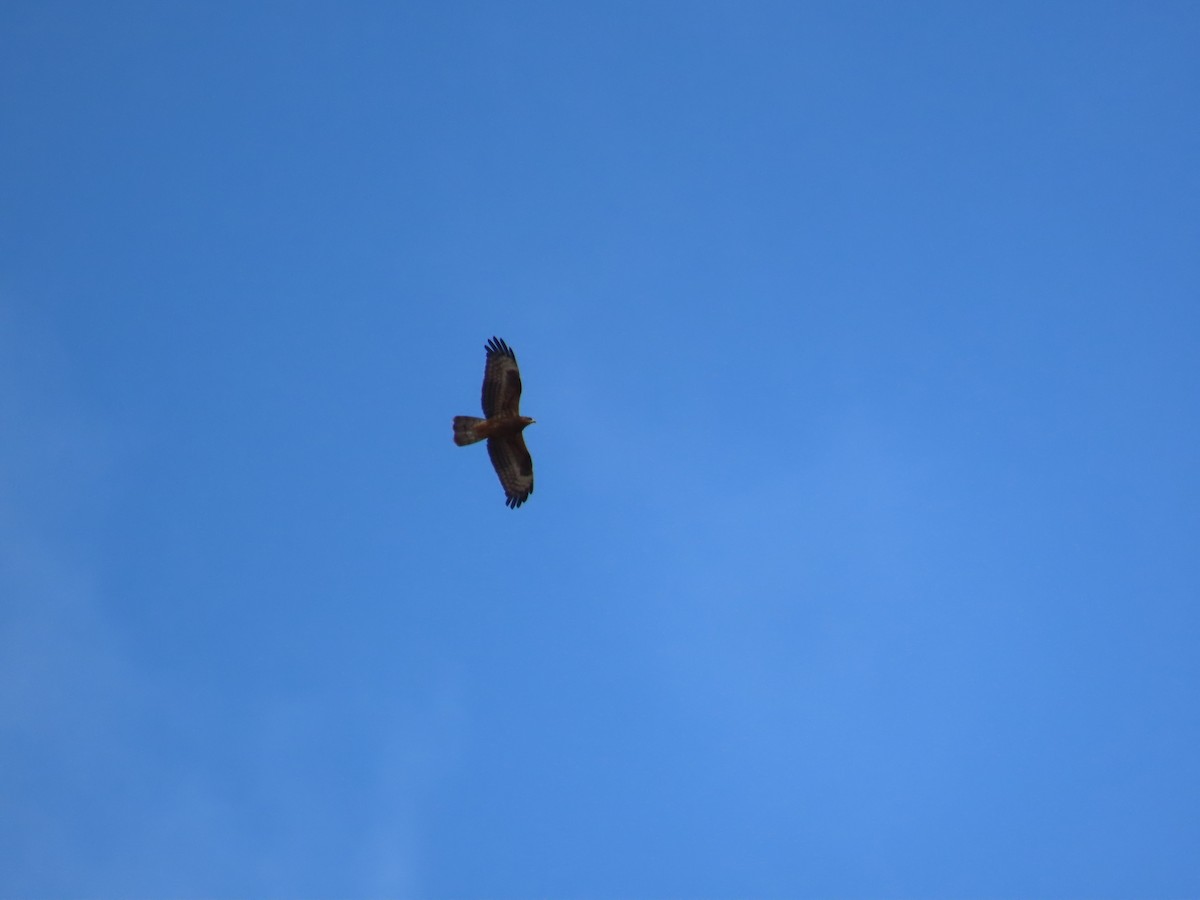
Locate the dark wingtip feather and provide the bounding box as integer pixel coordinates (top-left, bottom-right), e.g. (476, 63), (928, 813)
(486, 336), (515, 359)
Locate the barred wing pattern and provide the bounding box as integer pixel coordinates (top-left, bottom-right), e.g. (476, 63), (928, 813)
(481, 337), (522, 418)
(487, 433), (534, 508)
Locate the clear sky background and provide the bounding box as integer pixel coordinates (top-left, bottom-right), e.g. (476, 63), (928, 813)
(2, 3), (1198, 898)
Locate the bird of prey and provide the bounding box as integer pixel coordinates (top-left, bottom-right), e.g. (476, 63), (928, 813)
(453, 337), (535, 508)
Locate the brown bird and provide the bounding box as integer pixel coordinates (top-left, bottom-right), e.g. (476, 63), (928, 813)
(453, 337), (535, 508)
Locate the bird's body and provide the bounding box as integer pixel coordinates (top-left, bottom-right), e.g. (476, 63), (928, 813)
(453, 337), (535, 508)
(453, 414), (533, 444)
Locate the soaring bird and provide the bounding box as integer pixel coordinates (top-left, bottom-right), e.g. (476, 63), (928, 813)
(453, 337), (535, 508)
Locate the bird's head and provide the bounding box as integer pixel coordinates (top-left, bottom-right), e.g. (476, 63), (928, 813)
(520, 416), (536, 429)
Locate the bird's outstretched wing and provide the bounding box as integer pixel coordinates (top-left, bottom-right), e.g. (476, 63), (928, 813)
(487, 434), (534, 509)
(481, 337), (522, 418)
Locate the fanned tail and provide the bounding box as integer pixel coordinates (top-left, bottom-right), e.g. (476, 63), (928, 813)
(453, 416), (486, 446)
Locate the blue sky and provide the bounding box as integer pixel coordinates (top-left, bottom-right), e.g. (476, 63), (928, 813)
(2, 2), (1198, 897)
